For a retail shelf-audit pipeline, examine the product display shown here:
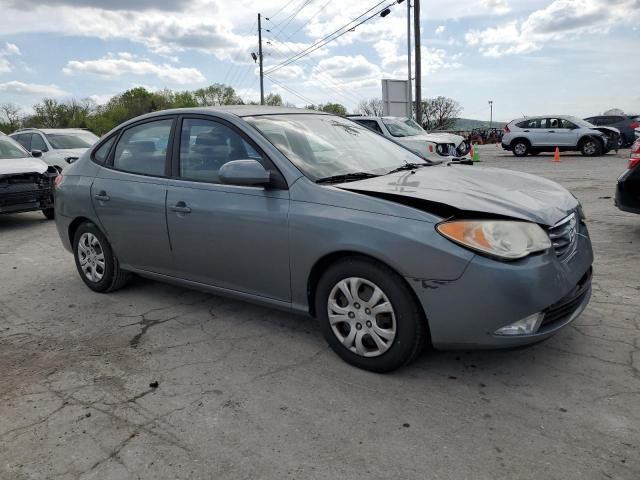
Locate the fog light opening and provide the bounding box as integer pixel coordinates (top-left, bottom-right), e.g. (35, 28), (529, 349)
(494, 313), (544, 336)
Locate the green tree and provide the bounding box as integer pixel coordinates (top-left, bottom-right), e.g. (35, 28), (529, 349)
(0, 103), (22, 133)
(420, 96), (461, 131)
(318, 103), (347, 115)
(265, 93), (283, 106)
(193, 83), (243, 106)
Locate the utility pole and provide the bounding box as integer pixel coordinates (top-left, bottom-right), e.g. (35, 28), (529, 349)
(413, 0), (422, 125)
(406, 1), (412, 119)
(258, 13), (265, 105)
(488, 100), (493, 129)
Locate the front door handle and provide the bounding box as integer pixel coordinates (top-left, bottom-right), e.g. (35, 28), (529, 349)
(94, 191), (110, 202)
(548, 130), (556, 133)
(170, 201), (192, 214)
(523, 130), (530, 132)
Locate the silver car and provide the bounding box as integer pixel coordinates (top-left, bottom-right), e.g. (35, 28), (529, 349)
(502, 115), (620, 157)
(54, 107), (593, 372)
(10, 128), (99, 171)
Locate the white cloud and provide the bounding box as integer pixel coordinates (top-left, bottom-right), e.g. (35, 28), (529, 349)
(310, 55), (381, 89)
(466, 0), (640, 57)
(0, 42), (22, 73)
(63, 53), (206, 84)
(435, 26), (446, 35)
(481, 0), (511, 15)
(0, 81), (67, 96)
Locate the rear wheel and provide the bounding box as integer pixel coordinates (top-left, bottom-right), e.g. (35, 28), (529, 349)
(512, 139), (530, 157)
(580, 137), (603, 156)
(73, 222), (130, 293)
(315, 257), (426, 373)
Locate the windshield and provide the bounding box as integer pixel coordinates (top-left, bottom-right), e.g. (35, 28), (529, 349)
(402, 118), (425, 132)
(245, 114), (430, 181)
(0, 136), (30, 159)
(566, 116), (595, 129)
(381, 117), (423, 137)
(45, 131), (99, 149)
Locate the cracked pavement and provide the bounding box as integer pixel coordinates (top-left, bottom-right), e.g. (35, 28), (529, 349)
(1, 146), (639, 479)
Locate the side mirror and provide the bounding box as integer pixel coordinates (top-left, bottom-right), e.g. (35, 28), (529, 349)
(219, 159), (271, 187)
(31, 149), (43, 158)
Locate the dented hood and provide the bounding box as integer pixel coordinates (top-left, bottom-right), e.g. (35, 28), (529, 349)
(0, 157), (48, 176)
(337, 164), (578, 226)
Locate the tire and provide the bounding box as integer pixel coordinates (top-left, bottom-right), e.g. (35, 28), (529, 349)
(580, 137), (603, 156)
(72, 222), (130, 293)
(315, 256), (426, 373)
(42, 208), (55, 220)
(512, 139), (530, 157)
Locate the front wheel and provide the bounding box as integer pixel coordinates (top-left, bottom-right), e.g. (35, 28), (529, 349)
(315, 257), (426, 373)
(73, 222), (130, 293)
(580, 138), (603, 156)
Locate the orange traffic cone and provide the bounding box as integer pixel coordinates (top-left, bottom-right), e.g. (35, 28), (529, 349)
(470, 145), (475, 159)
(553, 146), (561, 163)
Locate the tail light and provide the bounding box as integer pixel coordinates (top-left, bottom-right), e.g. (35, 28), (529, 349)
(54, 172), (63, 188)
(630, 121), (640, 129)
(629, 140), (640, 169)
(504, 124), (510, 133)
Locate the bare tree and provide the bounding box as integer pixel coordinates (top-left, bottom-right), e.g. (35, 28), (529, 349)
(356, 98), (384, 116)
(421, 96), (461, 131)
(0, 103), (22, 132)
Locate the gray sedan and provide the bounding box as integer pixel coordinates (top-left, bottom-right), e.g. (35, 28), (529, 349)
(54, 107), (593, 372)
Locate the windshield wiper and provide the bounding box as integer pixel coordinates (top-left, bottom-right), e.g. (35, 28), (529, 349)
(385, 163), (430, 175)
(316, 172), (380, 184)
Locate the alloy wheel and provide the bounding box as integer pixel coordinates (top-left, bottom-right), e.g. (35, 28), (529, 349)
(583, 141), (597, 155)
(327, 277), (397, 358)
(514, 143), (527, 155)
(77, 232), (106, 282)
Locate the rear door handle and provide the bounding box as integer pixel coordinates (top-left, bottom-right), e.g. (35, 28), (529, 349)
(523, 130), (530, 132)
(548, 130), (556, 133)
(94, 191), (110, 202)
(170, 201), (192, 214)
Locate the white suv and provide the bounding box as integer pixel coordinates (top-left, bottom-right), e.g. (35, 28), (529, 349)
(10, 128), (99, 171)
(348, 116), (470, 159)
(501, 115), (620, 157)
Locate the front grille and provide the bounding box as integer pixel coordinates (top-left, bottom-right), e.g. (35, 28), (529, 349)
(548, 212), (579, 261)
(541, 268), (592, 328)
(435, 143), (457, 156)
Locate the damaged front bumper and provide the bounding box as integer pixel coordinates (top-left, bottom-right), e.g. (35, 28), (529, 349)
(0, 168), (57, 215)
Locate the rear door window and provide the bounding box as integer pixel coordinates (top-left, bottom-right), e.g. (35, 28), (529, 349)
(112, 119), (173, 176)
(30, 134), (48, 151)
(355, 120), (383, 134)
(12, 133), (32, 150)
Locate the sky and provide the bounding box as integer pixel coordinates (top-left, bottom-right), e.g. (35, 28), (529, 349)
(0, 0), (638, 122)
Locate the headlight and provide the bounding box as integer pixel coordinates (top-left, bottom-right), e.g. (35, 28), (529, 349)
(436, 220), (551, 260)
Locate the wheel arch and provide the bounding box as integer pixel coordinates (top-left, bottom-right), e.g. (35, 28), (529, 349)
(511, 136), (531, 146)
(306, 251), (430, 342)
(68, 216), (97, 246)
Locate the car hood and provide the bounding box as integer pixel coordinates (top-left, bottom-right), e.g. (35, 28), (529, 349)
(0, 157), (48, 175)
(422, 132), (464, 145)
(337, 165), (578, 226)
(592, 126), (620, 135)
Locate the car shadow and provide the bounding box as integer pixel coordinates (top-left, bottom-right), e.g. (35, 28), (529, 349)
(0, 212), (50, 232)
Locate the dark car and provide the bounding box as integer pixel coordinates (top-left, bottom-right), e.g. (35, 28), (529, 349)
(584, 115), (640, 148)
(0, 133), (57, 219)
(616, 139), (640, 214)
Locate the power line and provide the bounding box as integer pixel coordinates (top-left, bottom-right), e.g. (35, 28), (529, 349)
(264, 0), (390, 75)
(270, 0), (315, 35)
(264, 34), (367, 106)
(264, 74), (316, 104)
(267, 0), (301, 22)
(281, 0), (332, 42)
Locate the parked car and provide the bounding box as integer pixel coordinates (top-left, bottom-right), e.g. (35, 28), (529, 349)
(10, 128), (99, 171)
(348, 115), (470, 159)
(615, 139), (640, 214)
(0, 132), (57, 219)
(584, 114), (640, 148)
(502, 115), (620, 157)
(54, 107), (593, 372)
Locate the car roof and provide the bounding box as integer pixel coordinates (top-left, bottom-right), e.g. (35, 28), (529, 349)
(11, 128), (93, 134)
(147, 105), (330, 118)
